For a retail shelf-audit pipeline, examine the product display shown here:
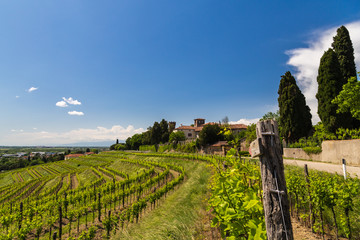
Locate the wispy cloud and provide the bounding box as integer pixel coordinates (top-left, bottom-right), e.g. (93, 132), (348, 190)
(56, 97), (82, 108)
(229, 118), (260, 125)
(27, 87), (38, 92)
(286, 21), (360, 123)
(15, 96), (20, 98)
(63, 97), (81, 105)
(11, 129), (24, 132)
(3, 125), (145, 145)
(68, 111), (84, 116)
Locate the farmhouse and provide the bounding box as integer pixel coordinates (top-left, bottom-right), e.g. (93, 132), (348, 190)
(174, 118), (247, 140)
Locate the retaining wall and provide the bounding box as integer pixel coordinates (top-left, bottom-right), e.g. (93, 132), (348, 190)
(283, 148), (321, 161)
(284, 139), (360, 166)
(322, 139), (360, 166)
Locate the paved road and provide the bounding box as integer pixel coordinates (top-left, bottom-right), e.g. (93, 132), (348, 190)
(283, 159), (360, 178)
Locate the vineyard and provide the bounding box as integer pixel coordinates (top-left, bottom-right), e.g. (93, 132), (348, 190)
(0, 151), (359, 239)
(0, 152), (196, 239)
(286, 165), (360, 239)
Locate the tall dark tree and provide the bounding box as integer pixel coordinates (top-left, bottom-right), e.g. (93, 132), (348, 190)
(141, 131), (151, 145)
(332, 25), (359, 128)
(332, 26), (357, 84)
(278, 71), (312, 144)
(316, 49), (343, 133)
(159, 119), (169, 143)
(150, 121), (162, 145)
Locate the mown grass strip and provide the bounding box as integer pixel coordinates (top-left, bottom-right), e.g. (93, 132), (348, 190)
(113, 157), (211, 240)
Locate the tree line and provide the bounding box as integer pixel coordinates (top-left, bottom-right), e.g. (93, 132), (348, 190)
(110, 119), (256, 153)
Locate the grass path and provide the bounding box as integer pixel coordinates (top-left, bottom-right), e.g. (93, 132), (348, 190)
(112, 158), (211, 240)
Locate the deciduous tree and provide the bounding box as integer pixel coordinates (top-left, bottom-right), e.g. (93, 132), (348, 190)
(199, 124), (222, 146)
(169, 131), (185, 145)
(332, 76), (360, 120)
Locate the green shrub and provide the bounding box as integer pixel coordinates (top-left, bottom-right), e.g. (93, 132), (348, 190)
(239, 151), (250, 157)
(114, 144), (127, 151)
(139, 145), (157, 152)
(302, 147), (322, 155)
(176, 141), (199, 153)
(157, 144), (174, 152)
(336, 128), (360, 140)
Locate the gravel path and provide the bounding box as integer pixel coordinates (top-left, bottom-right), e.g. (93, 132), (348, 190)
(284, 159), (360, 178)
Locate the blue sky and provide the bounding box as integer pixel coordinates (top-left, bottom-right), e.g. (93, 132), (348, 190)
(1, 1), (360, 145)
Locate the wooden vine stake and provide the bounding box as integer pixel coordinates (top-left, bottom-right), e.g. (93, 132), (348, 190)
(304, 164), (314, 230)
(255, 120), (293, 240)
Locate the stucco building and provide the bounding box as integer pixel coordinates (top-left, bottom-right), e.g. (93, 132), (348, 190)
(174, 118), (247, 140)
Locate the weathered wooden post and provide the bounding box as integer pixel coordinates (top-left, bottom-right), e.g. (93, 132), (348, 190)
(58, 206), (62, 240)
(304, 164), (314, 230)
(19, 202), (23, 230)
(98, 192), (102, 222)
(255, 120), (293, 240)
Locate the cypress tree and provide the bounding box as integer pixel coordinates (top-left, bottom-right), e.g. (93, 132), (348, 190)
(316, 49), (343, 133)
(332, 26), (357, 84)
(278, 71), (312, 144)
(332, 25), (359, 128)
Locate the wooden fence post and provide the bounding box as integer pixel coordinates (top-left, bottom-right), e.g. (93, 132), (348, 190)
(255, 120), (293, 240)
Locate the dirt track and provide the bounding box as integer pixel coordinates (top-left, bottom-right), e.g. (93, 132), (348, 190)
(284, 159), (360, 178)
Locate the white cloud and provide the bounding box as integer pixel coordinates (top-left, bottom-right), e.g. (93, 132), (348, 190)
(56, 97), (82, 108)
(68, 111), (84, 116)
(56, 101), (68, 107)
(15, 96), (20, 98)
(229, 118), (260, 126)
(63, 97), (81, 105)
(27, 87), (38, 92)
(286, 21), (360, 123)
(2, 125), (145, 145)
(11, 129), (24, 132)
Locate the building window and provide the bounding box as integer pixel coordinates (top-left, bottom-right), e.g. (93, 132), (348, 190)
(188, 133), (192, 137)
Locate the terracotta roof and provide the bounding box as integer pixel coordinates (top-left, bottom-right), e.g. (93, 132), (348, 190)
(175, 126), (195, 130)
(195, 127), (203, 131)
(228, 124), (247, 130)
(210, 141), (229, 147)
(176, 122), (247, 132)
(65, 154), (84, 158)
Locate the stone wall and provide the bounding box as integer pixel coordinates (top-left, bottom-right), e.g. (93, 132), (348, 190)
(283, 148), (321, 161)
(322, 139), (360, 166)
(284, 139), (360, 166)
